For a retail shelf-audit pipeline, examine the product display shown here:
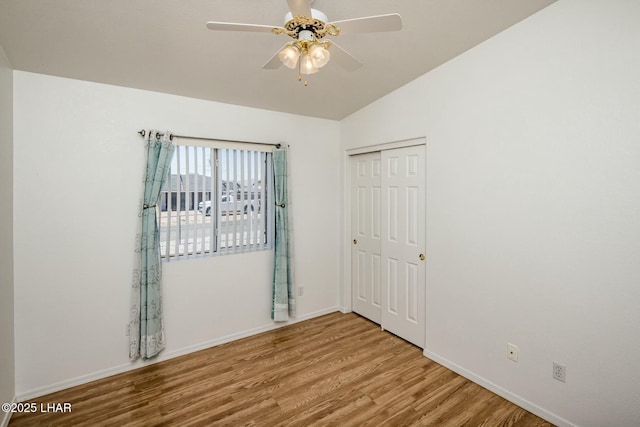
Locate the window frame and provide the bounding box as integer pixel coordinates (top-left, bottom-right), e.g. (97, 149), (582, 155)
(158, 139), (275, 261)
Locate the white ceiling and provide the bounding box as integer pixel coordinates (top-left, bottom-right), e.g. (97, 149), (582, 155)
(0, 0), (556, 120)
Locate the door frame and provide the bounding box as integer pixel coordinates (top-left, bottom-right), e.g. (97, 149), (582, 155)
(342, 137), (427, 340)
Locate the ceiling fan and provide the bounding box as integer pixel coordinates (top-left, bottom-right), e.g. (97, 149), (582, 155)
(206, 0), (402, 85)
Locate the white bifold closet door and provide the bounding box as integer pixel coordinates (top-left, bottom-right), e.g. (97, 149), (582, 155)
(351, 151), (383, 324)
(351, 145), (426, 348)
(380, 146), (426, 348)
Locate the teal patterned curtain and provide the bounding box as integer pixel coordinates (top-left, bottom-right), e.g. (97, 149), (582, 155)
(272, 148), (295, 321)
(129, 130), (175, 360)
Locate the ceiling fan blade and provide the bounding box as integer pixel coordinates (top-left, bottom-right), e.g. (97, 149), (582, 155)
(330, 13), (402, 36)
(206, 21), (283, 33)
(286, 0), (312, 17)
(329, 42), (362, 72)
(262, 47), (285, 70)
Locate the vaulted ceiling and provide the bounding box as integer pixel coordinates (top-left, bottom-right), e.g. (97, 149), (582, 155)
(0, 0), (556, 120)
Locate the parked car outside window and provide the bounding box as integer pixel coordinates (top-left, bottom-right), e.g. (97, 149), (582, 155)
(198, 193), (258, 216)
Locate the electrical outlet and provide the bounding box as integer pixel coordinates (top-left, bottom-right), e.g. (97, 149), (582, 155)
(553, 361), (567, 383)
(298, 285), (304, 297)
(507, 343), (518, 362)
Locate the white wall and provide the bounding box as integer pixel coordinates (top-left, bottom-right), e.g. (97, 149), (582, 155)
(0, 45), (15, 427)
(13, 72), (340, 397)
(340, 1), (640, 426)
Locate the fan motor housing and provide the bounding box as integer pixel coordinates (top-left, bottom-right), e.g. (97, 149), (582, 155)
(284, 9), (329, 39)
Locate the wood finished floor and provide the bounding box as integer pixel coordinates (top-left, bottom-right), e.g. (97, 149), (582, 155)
(9, 312), (554, 427)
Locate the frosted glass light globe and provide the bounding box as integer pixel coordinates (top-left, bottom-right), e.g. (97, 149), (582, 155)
(278, 45), (300, 69)
(309, 44), (330, 68)
(299, 54), (319, 74)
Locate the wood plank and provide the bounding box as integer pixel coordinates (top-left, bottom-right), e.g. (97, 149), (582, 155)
(9, 312), (554, 427)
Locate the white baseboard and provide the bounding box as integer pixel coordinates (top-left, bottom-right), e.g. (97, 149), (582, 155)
(422, 349), (576, 427)
(1, 395), (16, 427)
(17, 307), (340, 402)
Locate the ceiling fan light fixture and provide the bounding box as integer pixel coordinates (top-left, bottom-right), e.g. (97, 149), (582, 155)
(206, 1), (403, 85)
(278, 44), (300, 69)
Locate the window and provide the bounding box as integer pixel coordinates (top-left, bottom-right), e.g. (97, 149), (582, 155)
(158, 143), (274, 260)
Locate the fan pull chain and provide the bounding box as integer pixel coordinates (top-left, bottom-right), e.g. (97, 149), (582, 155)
(297, 61), (309, 86)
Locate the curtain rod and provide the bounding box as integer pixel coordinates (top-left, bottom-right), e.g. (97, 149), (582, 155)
(137, 130), (281, 149)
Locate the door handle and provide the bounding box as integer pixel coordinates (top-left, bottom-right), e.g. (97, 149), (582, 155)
(353, 239), (358, 245)
(419, 253), (425, 261)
